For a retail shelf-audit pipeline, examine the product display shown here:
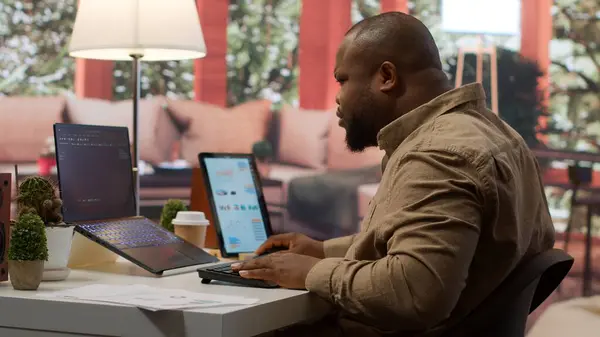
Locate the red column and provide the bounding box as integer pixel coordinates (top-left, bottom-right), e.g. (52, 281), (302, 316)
(73, 59), (113, 100)
(193, 0), (228, 107)
(520, 0), (552, 139)
(380, 0), (409, 13)
(298, 0), (352, 110)
(74, 0), (113, 100)
(521, 0), (552, 98)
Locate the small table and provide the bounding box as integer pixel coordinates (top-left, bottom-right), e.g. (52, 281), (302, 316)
(0, 261), (331, 337)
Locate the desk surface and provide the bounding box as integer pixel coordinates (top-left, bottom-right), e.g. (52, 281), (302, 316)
(0, 262), (331, 337)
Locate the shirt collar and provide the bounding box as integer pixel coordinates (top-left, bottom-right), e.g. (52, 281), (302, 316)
(377, 83), (487, 156)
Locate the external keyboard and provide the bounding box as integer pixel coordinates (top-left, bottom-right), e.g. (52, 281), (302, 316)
(79, 218), (182, 249)
(197, 261), (279, 288)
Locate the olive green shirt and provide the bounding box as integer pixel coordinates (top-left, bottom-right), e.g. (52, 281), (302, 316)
(305, 83), (556, 335)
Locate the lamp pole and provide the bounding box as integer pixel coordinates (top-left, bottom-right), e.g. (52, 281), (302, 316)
(131, 53), (142, 216)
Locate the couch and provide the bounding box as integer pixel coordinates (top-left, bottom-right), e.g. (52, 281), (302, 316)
(0, 95), (383, 236)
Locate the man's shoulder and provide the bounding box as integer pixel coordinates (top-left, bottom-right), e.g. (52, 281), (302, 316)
(422, 109), (525, 163)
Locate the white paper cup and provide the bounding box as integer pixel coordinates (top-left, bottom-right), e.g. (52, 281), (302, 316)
(172, 211), (209, 248)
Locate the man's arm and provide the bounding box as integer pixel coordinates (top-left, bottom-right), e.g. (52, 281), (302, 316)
(305, 150), (483, 331)
(323, 235), (356, 258)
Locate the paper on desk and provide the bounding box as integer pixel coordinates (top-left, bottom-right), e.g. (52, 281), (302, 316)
(38, 284), (259, 311)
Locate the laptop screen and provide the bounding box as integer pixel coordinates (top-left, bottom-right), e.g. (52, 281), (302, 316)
(201, 155), (269, 254)
(54, 124), (136, 222)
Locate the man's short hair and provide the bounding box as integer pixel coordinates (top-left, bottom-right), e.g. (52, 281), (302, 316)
(345, 12), (443, 73)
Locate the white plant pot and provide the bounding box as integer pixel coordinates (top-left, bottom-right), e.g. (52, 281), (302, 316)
(43, 226), (74, 281)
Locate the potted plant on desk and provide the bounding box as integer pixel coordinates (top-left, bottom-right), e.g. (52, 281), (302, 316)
(252, 140), (274, 178)
(160, 199), (188, 232)
(16, 176), (74, 281)
(8, 212), (49, 290)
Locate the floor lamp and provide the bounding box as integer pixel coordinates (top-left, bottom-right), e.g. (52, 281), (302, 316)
(68, 0), (207, 215)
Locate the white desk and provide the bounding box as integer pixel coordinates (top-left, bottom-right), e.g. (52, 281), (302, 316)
(0, 262), (331, 337)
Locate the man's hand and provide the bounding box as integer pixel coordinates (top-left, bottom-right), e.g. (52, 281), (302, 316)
(231, 252), (321, 289)
(255, 233), (325, 258)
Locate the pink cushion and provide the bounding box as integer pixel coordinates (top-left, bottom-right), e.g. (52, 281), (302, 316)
(168, 100), (272, 165)
(327, 117), (385, 170)
(277, 106), (332, 169)
(0, 96), (65, 162)
(65, 96), (178, 164)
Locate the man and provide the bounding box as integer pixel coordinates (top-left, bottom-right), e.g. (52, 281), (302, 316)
(232, 12), (555, 337)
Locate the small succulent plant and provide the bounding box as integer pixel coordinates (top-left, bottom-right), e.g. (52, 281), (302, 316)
(160, 199), (188, 232)
(16, 176), (64, 226)
(8, 212), (49, 261)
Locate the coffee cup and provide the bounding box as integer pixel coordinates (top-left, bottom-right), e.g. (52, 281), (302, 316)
(172, 211), (210, 248)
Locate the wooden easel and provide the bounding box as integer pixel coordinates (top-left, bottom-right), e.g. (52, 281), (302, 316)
(454, 36), (499, 114)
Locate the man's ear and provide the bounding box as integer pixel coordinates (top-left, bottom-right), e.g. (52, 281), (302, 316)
(378, 61), (397, 93)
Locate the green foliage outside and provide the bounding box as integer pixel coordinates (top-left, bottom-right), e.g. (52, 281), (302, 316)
(112, 60), (195, 101)
(544, 0), (600, 152)
(8, 212), (49, 261)
(0, 0), (77, 95)
(160, 199), (188, 232)
(227, 0), (300, 107)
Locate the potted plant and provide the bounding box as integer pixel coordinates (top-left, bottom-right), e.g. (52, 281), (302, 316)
(160, 199), (188, 232)
(8, 212), (49, 290)
(252, 140), (274, 178)
(16, 176), (74, 281)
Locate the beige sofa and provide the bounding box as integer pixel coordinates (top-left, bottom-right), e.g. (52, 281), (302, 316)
(0, 95), (383, 235)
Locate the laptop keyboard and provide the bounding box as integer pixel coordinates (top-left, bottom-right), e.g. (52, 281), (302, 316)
(79, 218), (182, 249)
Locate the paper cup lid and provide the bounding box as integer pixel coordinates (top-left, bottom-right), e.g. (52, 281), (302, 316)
(172, 211), (210, 226)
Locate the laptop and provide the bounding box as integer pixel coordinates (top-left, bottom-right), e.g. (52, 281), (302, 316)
(53, 123), (218, 276)
(196, 152), (283, 288)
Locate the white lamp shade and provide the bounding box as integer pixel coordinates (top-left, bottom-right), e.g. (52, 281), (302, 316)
(440, 0), (521, 36)
(69, 0), (207, 61)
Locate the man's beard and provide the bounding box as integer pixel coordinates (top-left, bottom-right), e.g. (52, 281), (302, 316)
(343, 93), (379, 152)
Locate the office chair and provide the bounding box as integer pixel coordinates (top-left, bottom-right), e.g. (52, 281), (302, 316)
(440, 248), (574, 337)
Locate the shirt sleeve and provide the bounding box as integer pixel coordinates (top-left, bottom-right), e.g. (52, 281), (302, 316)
(305, 150), (484, 331)
(323, 235), (356, 258)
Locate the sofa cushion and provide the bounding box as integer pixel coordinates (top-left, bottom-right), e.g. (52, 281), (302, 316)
(0, 96), (65, 162)
(65, 96), (178, 165)
(277, 106), (332, 169)
(327, 117), (385, 170)
(168, 100), (272, 165)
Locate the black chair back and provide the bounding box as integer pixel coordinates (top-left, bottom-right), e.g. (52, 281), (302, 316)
(441, 248), (574, 337)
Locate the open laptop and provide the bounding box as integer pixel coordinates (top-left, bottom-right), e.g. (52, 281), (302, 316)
(196, 152), (283, 288)
(53, 123), (218, 276)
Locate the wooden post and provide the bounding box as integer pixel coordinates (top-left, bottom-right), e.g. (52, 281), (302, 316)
(193, 0), (228, 107)
(298, 0), (351, 110)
